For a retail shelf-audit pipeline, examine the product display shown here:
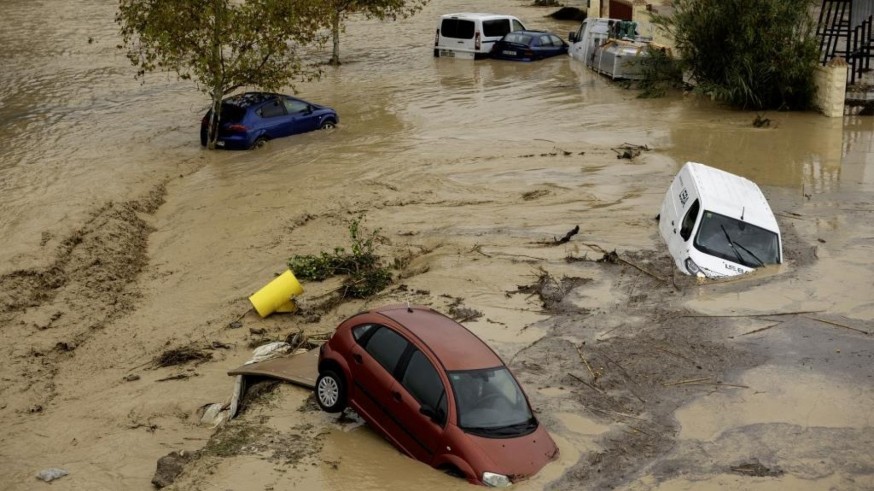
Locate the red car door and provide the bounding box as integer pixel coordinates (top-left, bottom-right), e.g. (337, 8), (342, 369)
(349, 326), (416, 452)
(387, 348), (450, 464)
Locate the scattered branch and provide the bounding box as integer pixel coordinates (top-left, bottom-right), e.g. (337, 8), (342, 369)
(568, 372), (604, 394)
(740, 321), (783, 336)
(575, 343), (599, 384)
(804, 316), (870, 335)
(678, 310), (824, 318)
(554, 225), (580, 245)
(582, 242), (668, 282)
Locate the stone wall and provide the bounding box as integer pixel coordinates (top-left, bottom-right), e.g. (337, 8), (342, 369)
(814, 58), (848, 118)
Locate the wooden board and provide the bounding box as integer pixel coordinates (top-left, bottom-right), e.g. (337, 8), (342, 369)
(227, 348), (319, 389)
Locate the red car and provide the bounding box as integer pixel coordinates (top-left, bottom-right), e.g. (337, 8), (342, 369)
(315, 305), (558, 487)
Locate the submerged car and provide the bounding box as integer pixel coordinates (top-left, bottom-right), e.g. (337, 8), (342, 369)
(658, 162), (783, 278)
(316, 305), (558, 486)
(490, 30), (568, 61)
(434, 13), (528, 60)
(200, 92), (338, 149)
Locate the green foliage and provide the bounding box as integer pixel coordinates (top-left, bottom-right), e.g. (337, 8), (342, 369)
(324, 0), (430, 65)
(288, 217), (392, 299)
(654, 0), (818, 110)
(634, 46), (685, 98)
(116, 0), (327, 148)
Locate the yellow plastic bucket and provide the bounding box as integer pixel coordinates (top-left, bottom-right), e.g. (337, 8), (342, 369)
(248, 270), (304, 318)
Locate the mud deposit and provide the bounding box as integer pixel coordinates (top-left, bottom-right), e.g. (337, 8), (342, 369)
(1, 1), (873, 490)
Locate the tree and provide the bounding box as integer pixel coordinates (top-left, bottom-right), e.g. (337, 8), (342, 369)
(323, 0), (429, 66)
(655, 0), (819, 110)
(117, 0), (327, 149)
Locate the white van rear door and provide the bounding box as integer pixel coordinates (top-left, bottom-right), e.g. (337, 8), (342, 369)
(439, 17), (476, 56)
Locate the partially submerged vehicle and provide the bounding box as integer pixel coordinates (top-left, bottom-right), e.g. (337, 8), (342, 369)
(434, 13), (527, 60)
(490, 30), (568, 61)
(658, 162), (783, 278)
(568, 17), (653, 80)
(200, 92), (338, 150)
(316, 304), (558, 486)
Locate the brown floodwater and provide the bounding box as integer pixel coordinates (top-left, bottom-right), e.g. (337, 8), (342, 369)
(1, 0), (873, 490)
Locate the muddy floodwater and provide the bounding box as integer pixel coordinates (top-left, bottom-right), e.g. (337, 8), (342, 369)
(1, 1), (873, 490)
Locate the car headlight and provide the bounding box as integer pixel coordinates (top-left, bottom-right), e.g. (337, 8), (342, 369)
(482, 472), (511, 488)
(684, 257), (704, 277)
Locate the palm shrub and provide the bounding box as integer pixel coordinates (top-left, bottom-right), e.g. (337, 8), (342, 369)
(654, 0), (819, 110)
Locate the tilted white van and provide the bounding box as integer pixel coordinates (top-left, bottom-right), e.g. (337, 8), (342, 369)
(434, 13), (527, 60)
(658, 162), (783, 278)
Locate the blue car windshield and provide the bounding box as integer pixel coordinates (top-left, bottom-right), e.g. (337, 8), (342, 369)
(694, 210), (780, 268)
(449, 367), (535, 437)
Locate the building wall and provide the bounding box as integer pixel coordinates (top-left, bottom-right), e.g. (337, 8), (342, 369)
(609, 0), (634, 20)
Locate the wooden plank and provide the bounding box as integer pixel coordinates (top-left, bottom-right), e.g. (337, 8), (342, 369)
(227, 348), (319, 389)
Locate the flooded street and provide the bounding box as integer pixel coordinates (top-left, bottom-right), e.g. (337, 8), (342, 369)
(1, 1), (872, 490)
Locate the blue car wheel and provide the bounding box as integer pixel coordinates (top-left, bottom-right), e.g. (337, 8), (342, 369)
(250, 136), (267, 149)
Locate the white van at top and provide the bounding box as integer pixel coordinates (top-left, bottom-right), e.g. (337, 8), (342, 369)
(658, 162), (783, 278)
(434, 13), (527, 60)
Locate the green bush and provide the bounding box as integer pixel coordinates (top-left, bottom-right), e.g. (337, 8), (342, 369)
(288, 217), (392, 299)
(634, 45), (685, 98)
(655, 0), (818, 110)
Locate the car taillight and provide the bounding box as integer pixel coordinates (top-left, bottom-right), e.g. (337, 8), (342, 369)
(201, 114), (209, 126)
(435, 28), (439, 46)
(475, 31), (481, 50)
(227, 124), (247, 133)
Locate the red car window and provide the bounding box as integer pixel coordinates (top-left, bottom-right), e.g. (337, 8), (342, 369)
(400, 350), (447, 423)
(363, 327), (409, 375)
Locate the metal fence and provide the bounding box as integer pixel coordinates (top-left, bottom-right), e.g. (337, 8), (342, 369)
(819, 0), (874, 84)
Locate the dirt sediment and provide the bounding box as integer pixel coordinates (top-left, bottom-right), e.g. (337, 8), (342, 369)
(0, 182), (166, 413)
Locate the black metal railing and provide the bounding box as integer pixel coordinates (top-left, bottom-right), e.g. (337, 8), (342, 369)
(846, 15), (873, 83)
(818, 0), (852, 64)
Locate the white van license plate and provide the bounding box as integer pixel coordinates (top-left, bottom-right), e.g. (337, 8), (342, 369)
(502, 50), (516, 56)
(440, 49), (455, 57)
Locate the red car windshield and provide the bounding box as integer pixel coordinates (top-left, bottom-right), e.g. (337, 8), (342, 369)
(449, 367), (535, 437)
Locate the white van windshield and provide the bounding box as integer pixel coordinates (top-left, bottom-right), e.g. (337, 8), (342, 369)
(694, 211), (780, 268)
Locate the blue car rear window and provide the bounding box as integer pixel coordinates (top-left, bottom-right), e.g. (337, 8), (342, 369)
(503, 33), (532, 45)
(220, 104), (246, 122)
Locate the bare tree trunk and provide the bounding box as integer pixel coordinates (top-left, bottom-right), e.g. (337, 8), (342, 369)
(208, 90), (222, 150)
(330, 8), (341, 66)
(207, 0), (224, 150)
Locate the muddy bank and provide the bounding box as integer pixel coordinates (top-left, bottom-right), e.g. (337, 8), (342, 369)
(0, 183), (166, 414)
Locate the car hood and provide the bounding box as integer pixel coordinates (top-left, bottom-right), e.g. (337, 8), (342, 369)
(464, 424), (558, 481)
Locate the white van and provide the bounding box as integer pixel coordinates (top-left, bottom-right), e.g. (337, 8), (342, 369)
(658, 162), (783, 278)
(434, 13), (527, 60)
(568, 17), (652, 80)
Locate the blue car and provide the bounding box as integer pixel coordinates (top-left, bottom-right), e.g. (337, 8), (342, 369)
(200, 92), (338, 149)
(489, 30), (569, 61)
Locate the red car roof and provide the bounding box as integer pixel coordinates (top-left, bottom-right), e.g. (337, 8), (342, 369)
(372, 305), (503, 371)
